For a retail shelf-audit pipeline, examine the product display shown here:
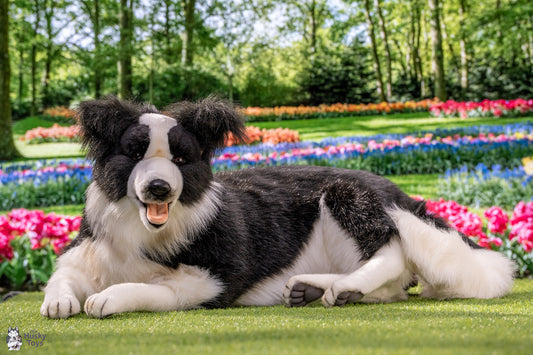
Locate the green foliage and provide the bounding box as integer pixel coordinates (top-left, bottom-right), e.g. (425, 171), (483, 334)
(300, 39), (376, 105)
(0, 179), (88, 211)
(438, 172), (533, 209)
(135, 65), (229, 107)
(0, 236), (56, 290)
(7, 0), (533, 111)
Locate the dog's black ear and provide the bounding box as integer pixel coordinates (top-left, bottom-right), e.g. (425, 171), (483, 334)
(77, 96), (156, 161)
(165, 96), (246, 157)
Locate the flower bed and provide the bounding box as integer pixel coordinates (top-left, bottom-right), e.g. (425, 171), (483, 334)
(243, 99), (437, 122)
(226, 126), (299, 146)
(438, 163), (533, 209)
(0, 209), (80, 289)
(215, 130), (533, 175)
(423, 198), (533, 277)
(43, 106), (76, 119)
(21, 124), (80, 144)
(0, 160), (91, 210)
(21, 124), (300, 146)
(430, 98), (533, 119)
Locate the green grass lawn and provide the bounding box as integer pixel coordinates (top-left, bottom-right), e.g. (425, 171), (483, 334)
(1, 279), (532, 354)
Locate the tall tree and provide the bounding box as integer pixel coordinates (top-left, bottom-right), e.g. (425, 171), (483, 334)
(0, 0), (21, 160)
(373, 0), (392, 101)
(284, 0), (329, 56)
(181, 0), (196, 66)
(79, 0), (103, 98)
(362, 0), (386, 102)
(428, 0), (446, 100)
(118, 0), (133, 99)
(458, 0), (468, 94)
(30, 0), (43, 115)
(41, 0), (70, 107)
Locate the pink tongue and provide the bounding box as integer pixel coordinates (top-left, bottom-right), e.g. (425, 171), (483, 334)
(146, 203), (169, 225)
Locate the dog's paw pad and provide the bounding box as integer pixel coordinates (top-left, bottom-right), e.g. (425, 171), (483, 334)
(334, 291), (363, 306)
(322, 289), (363, 308)
(287, 283), (324, 307)
(41, 294), (81, 319)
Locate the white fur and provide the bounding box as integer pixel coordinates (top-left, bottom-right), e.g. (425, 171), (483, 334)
(83, 264), (222, 318)
(321, 238), (411, 307)
(139, 113), (177, 159)
(42, 238), (223, 318)
(42, 182), (224, 318)
(236, 196), (364, 305)
(85, 182), (222, 259)
(388, 207), (515, 299)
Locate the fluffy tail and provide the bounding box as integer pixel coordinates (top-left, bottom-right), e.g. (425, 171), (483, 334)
(388, 207), (515, 299)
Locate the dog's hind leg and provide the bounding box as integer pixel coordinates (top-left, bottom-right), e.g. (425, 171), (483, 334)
(321, 238), (409, 307)
(285, 179), (414, 308)
(284, 239), (409, 307)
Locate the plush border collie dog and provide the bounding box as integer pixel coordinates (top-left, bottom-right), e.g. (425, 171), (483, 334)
(41, 97), (514, 319)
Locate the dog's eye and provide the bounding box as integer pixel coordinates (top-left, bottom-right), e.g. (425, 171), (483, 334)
(172, 156), (185, 166)
(132, 152), (143, 161)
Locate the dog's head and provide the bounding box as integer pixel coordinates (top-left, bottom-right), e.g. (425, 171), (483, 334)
(78, 96), (245, 231)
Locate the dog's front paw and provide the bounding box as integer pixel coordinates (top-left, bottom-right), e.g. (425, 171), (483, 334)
(41, 294), (81, 319)
(84, 290), (121, 318)
(321, 283), (363, 308)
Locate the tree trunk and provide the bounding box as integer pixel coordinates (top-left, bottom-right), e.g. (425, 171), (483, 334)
(458, 0), (468, 94)
(18, 37), (24, 101)
(94, 0), (102, 98)
(310, 0), (317, 55)
(181, 0), (196, 66)
(414, 0), (426, 97)
(374, 0), (392, 101)
(42, 0), (55, 108)
(118, 0), (133, 99)
(30, 0), (41, 116)
(363, 0), (386, 102)
(0, 0), (21, 160)
(428, 0), (446, 101)
(441, 14), (460, 85)
(164, 0), (172, 63)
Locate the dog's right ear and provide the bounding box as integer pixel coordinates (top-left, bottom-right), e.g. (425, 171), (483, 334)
(77, 96), (155, 161)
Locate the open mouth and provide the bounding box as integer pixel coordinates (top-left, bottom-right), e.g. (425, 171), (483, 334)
(138, 198), (171, 228)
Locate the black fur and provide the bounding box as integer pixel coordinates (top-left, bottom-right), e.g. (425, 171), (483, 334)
(164, 96), (247, 159)
(322, 179), (398, 260)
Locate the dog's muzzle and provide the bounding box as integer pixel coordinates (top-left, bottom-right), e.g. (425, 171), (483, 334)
(145, 179), (172, 225)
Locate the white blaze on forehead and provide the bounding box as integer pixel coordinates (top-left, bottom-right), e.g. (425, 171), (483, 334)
(139, 113), (178, 159)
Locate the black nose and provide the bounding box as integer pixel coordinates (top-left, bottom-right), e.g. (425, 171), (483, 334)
(147, 179), (171, 198)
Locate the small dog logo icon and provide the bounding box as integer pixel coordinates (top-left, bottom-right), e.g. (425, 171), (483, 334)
(6, 327), (22, 351)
